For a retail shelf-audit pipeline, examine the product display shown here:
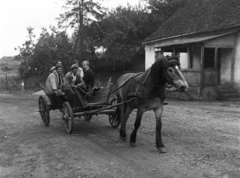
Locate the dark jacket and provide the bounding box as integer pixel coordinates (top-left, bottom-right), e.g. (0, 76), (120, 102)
(83, 68), (95, 88)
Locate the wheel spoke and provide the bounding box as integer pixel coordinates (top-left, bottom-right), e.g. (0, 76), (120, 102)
(38, 96), (50, 126)
(63, 102), (74, 134)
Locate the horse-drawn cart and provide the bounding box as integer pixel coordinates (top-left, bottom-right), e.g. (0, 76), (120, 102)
(38, 80), (120, 134)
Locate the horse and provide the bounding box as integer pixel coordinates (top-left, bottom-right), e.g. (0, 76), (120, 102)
(116, 56), (188, 153)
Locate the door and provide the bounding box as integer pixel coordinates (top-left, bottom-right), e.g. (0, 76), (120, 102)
(203, 48), (217, 86)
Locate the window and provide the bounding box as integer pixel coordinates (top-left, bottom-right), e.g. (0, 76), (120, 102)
(204, 48), (215, 68)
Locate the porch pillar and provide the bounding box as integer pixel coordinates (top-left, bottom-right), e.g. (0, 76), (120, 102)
(200, 46), (204, 100)
(187, 47), (192, 68)
(172, 49), (176, 56)
(232, 33), (237, 83)
(215, 48), (220, 85)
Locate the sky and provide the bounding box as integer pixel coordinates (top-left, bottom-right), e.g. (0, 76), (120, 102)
(0, 0), (140, 58)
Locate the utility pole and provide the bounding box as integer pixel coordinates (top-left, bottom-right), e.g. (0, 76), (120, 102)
(79, 0), (84, 64)
(69, 0), (84, 71)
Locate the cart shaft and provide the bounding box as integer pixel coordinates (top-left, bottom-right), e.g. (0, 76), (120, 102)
(73, 109), (116, 117)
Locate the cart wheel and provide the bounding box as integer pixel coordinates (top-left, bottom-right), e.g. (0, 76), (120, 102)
(38, 96), (50, 126)
(109, 98), (120, 128)
(63, 102), (74, 134)
(84, 114), (92, 121)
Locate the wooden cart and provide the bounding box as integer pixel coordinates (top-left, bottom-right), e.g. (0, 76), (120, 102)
(38, 80), (120, 134)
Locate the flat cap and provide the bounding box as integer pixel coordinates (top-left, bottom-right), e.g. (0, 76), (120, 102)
(71, 64), (78, 69)
(55, 63), (62, 69)
(50, 66), (56, 72)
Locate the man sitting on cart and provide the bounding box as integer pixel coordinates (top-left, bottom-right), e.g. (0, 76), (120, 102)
(45, 64), (64, 94)
(64, 64), (88, 108)
(45, 64), (65, 104)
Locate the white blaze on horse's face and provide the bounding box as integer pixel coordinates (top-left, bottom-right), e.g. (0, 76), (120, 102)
(166, 65), (188, 91)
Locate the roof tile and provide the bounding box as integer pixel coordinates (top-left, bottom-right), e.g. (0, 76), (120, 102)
(144, 0), (240, 43)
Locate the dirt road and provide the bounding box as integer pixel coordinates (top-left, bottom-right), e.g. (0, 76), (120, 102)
(0, 93), (239, 178)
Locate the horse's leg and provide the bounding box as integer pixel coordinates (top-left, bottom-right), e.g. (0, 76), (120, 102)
(130, 108), (144, 147)
(154, 104), (166, 153)
(119, 104), (132, 141)
(119, 103), (127, 140)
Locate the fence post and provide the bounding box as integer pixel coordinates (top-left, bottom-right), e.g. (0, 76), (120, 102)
(5, 74), (8, 90)
(21, 80), (24, 91)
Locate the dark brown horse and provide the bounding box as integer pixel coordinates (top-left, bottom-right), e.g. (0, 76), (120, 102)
(116, 56), (188, 153)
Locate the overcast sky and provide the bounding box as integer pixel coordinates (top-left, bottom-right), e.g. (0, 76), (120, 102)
(0, 0), (140, 58)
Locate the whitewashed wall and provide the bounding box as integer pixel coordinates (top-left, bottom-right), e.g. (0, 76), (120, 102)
(144, 32), (240, 90)
(192, 47), (201, 69)
(234, 32), (240, 89)
(179, 53), (188, 69)
(220, 48), (232, 84)
(145, 45), (155, 70)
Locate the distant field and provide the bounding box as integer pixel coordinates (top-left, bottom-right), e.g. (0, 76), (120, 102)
(0, 56), (20, 77)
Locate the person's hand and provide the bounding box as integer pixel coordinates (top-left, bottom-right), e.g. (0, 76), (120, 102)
(57, 90), (62, 93)
(54, 89), (58, 94)
(82, 84), (87, 90)
(86, 85), (91, 91)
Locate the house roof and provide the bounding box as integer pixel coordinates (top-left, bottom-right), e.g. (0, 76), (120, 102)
(143, 0), (240, 43)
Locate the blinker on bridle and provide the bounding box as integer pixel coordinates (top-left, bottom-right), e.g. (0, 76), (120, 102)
(164, 59), (181, 91)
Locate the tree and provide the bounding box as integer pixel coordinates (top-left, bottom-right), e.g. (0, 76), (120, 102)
(57, 0), (106, 64)
(94, 4), (149, 71)
(58, 0), (106, 29)
(15, 26), (73, 78)
(30, 28), (73, 75)
(143, 0), (187, 29)
(93, 0), (187, 71)
(15, 27), (35, 83)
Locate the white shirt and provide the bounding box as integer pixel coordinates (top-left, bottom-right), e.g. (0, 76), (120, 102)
(71, 73), (77, 85)
(78, 67), (84, 78)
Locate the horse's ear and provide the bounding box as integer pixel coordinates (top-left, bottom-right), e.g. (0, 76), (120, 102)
(175, 53), (180, 61)
(155, 56), (165, 61)
(168, 55), (179, 63)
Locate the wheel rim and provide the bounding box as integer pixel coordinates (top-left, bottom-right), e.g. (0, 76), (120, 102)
(109, 99), (120, 128)
(38, 96), (49, 126)
(109, 112), (119, 128)
(63, 102), (73, 134)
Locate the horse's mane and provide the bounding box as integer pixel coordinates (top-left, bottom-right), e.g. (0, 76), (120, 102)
(150, 57), (167, 86)
(150, 56), (179, 87)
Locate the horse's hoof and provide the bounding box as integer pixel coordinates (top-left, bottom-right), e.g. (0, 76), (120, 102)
(130, 142), (137, 147)
(158, 147), (167, 153)
(120, 137), (127, 141)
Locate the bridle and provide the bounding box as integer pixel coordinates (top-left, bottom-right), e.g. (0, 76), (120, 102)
(163, 59), (181, 91)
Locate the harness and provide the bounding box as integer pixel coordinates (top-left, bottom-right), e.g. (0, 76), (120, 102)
(80, 59), (180, 100)
(127, 69), (151, 98)
(125, 59), (180, 98)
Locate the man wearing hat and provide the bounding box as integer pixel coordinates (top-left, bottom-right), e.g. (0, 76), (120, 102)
(65, 64), (85, 87)
(65, 64), (88, 108)
(49, 61), (64, 74)
(73, 60), (84, 78)
(45, 65), (64, 94)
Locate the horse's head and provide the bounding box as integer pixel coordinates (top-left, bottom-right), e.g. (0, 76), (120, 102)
(151, 56), (188, 92)
(164, 56), (188, 92)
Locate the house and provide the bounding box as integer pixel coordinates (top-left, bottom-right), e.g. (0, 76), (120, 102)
(143, 0), (240, 100)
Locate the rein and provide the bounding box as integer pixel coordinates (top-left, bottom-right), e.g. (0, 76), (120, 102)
(79, 59), (180, 99)
(131, 61), (178, 91)
(78, 80), (129, 99)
